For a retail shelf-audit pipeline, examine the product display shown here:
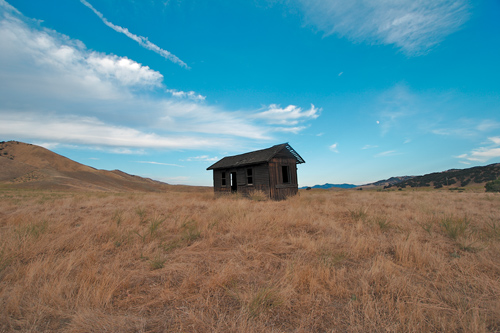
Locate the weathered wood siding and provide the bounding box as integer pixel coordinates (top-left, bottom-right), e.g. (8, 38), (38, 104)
(211, 146), (301, 200)
(268, 157), (299, 200)
(212, 163), (270, 197)
(212, 170), (231, 194)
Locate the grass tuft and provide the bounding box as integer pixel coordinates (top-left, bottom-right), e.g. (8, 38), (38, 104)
(15, 219), (48, 240)
(248, 190), (269, 202)
(418, 221), (434, 235)
(248, 287), (282, 319)
(180, 219), (201, 244)
(440, 215), (470, 240)
(112, 209), (123, 226)
(348, 207), (367, 221)
(149, 255), (166, 270)
(149, 214), (165, 237)
(374, 217), (392, 230)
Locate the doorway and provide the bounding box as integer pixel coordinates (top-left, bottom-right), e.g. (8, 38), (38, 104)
(230, 172), (237, 192)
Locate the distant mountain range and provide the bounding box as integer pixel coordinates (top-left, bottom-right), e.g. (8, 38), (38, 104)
(0, 141), (170, 192)
(300, 183), (358, 189)
(303, 163), (500, 190)
(301, 177), (414, 189)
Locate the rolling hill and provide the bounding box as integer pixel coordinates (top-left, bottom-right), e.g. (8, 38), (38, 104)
(363, 176), (415, 188)
(0, 141), (169, 192)
(383, 163), (500, 189)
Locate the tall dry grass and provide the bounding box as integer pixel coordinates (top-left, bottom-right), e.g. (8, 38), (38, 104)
(0, 188), (499, 332)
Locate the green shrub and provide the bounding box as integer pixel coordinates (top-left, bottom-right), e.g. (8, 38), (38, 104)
(485, 179), (500, 192)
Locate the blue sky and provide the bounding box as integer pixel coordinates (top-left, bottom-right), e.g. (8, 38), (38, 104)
(1, 0), (499, 186)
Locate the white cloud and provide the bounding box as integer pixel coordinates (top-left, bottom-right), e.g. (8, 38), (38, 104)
(253, 104), (320, 126)
(295, 0), (471, 55)
(0, 1), (319, 152)
(432, 119), (500, 138)
(462, 148), (500, 163)
(477, 120), (500, 132)
(79, 0), (188, 68)
(490, 137), (500, 145)
(87, 54), (163, 87)
(136, 161), (184, 167)
(458, 137), (500, 163)
(0, 8), (163, 106)
(362, 144), (378, 150)
(0, 113), (225, 149)
(329, 143), (339, 153)
(166, 89), (206, 101)
(272, 126), (307, 134)
(185, 155), (219, 162)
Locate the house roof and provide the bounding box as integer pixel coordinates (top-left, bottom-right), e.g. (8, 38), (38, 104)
(207, 143), (305, 170)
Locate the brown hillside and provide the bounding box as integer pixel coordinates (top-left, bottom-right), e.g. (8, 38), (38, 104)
(0, 141), (170, 192)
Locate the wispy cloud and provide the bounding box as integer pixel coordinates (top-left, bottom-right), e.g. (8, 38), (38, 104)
(185, 155), (219, 162)
(376, 84), (420, 136)
(457, 137), (500, 163)
(329, 143), (339, 153)
(375, 150), (400, 158)
(253, 104), (320, 126)
(362, 144), (378, 150)
(166, 89), (206, 101)
(432, 118), (500, 137)
(79, 0), (188, 68)
(136, 161), (184, 167)
(0, 113), (225, 149)
(295, 0), (471, 55)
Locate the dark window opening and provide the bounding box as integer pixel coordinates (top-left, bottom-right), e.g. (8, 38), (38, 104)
(221, 172), (226, 186)
(282, 165), (290, 184)
(231, 172), (237, 192)
(246, 168), (253, 185)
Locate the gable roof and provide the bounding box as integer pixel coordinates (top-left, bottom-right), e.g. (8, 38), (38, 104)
(207, 143), (305, 170)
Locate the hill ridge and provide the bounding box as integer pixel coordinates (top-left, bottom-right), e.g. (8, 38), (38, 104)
(0, 141), (169, 192)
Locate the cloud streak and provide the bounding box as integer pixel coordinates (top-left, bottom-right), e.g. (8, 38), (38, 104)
(0, 113), (225, 149)
(295, 0), (471, 55)
(80, 0), (188, 68)
(458, 137), (500, 163)
(137, 161), (184, 167)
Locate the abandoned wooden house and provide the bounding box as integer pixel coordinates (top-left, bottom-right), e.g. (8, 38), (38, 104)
(207, 143), (305, 200)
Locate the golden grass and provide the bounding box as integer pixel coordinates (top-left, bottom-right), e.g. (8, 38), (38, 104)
(0, 188), (499, 332)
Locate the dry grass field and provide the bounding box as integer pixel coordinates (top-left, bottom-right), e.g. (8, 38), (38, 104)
(1, 187), (499, 332)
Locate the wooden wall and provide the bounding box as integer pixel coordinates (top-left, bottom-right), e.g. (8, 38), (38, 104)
(268, 157), (299, 200)
(212, 163), (270, 197)
(211, 153), (300, 200)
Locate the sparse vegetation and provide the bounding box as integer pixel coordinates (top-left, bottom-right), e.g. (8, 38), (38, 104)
(0, 188), (499, 331)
